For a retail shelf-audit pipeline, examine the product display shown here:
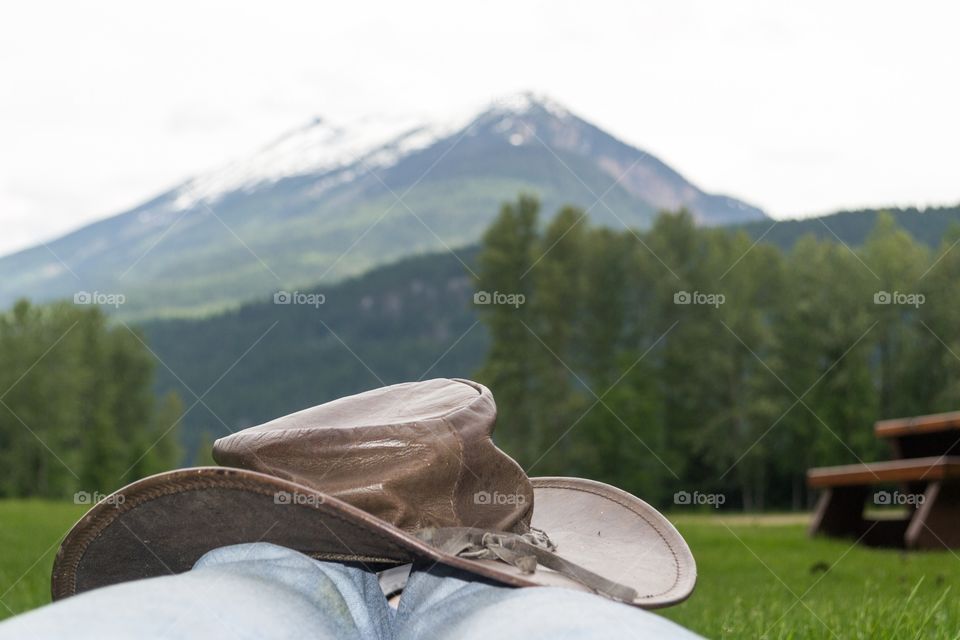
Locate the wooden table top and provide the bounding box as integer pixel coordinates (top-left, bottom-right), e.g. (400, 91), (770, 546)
(875, 411), (960, 439)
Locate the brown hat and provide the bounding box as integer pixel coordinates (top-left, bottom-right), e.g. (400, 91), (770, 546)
(52, 379), (695, 608)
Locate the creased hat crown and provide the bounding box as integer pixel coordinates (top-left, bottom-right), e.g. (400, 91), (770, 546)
(213, 378), (533, 534)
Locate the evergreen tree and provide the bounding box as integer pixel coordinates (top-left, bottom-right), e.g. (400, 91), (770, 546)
(527, 206), (589, 473)
(475, 195), (542, 466)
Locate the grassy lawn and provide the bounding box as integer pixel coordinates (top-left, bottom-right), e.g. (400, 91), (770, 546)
(663, 513), (960, 638)
(1, 502), (959, 638)
(0, 501), (86, 619)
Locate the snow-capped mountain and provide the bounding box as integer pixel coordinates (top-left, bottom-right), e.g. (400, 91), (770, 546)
(0, 92), (766, 319)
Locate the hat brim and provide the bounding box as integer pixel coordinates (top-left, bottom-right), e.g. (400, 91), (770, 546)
(52, 468), (695, 608)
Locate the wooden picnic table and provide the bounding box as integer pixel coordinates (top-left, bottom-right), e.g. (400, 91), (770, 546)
(807, 411), (960, 549)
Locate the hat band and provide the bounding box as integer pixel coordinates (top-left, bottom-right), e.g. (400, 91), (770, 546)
(415, 526), (638, 602)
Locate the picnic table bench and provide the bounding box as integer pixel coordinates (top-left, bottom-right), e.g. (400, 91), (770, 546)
(806, 411), (960, 549)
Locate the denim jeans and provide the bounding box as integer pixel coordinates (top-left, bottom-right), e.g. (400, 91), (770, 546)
(0, 543), (702, 639)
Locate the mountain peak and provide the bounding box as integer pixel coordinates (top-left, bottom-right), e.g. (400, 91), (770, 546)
(481, 91), (571, 119)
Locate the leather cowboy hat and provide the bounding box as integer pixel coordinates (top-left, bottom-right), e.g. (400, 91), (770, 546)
(51, 378), (696, 608)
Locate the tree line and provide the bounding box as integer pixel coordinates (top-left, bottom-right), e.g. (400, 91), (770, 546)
(3, 195), (958, 510)
(475, 195), (960, 510)
(0, 300), (182, 499)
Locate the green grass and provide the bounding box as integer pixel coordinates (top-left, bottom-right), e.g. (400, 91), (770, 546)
(0, 501), (85, 619)
(662, 514), (960, 639)
(1, 503), (959, 638)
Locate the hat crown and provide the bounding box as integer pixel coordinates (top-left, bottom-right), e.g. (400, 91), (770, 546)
(213, 378), (533, 534)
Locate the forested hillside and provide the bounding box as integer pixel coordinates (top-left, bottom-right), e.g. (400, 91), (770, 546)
(737, 204), (960, 249)
(142, 249), (487, 454)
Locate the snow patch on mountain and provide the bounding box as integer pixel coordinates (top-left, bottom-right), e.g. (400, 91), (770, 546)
(170, 93), (574, 211)
(173, 115), (446, 210)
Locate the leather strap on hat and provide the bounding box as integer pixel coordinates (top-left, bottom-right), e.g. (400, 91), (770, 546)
(416, 526), (638, 603)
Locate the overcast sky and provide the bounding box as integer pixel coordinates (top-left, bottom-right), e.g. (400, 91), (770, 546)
(1, 1), (957, 256)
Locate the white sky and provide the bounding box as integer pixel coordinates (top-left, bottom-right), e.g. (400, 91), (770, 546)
(1, 0), (958, 256)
